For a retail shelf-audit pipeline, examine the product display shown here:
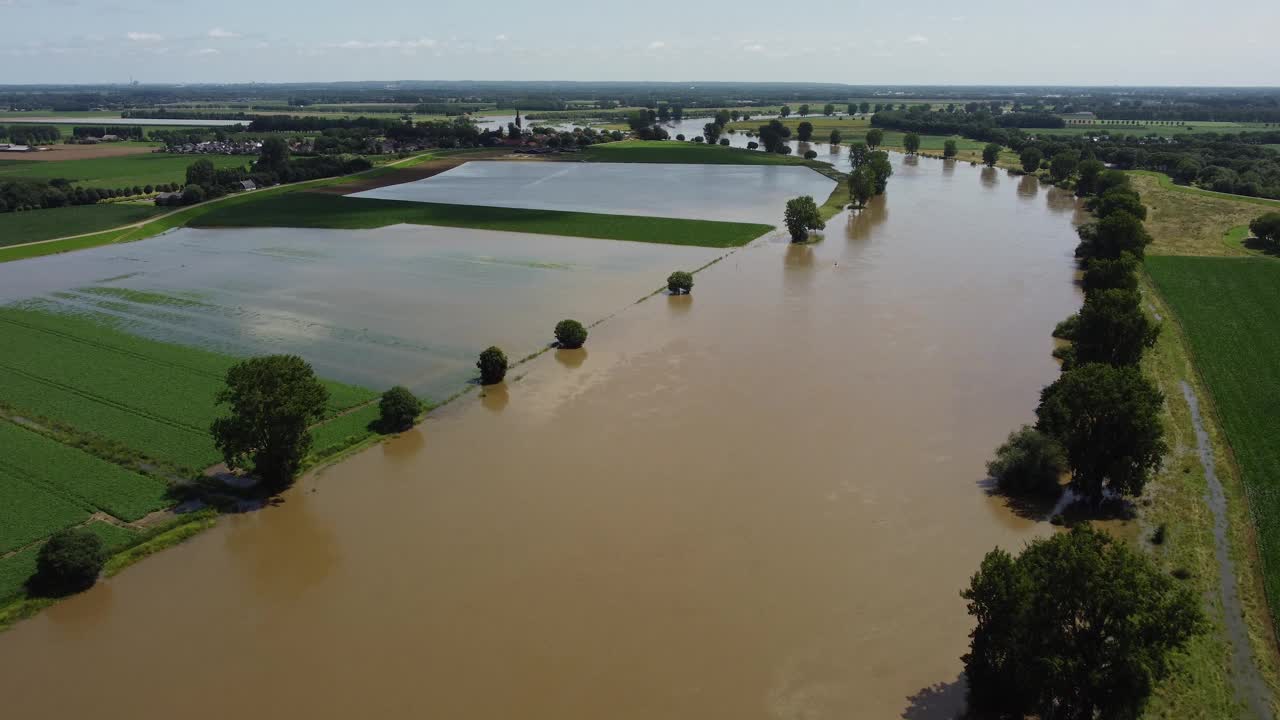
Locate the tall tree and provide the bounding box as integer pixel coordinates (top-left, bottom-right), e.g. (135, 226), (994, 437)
(847, 141), (869, 171)
(1075, 211), (1153, 260)
(703, 122), (722, 145)
(757, 119), (792, 153)
(1020, 146), (1043, 173)
(255, 136), (290, 174)
(963, 524), (1203, 719)
(1070, 289), (1160, 367)
(210, 355), (329, 486)
(828, 129), (842, 146)
(783, 195), (824, 242)
(1035, 363), (1166, 501)
(982, 143), (1001, 167)
(798, 104), (810, 117)
(865, 128), (884, 149)
(867, 151), (894, 194)
(902, 133), (921, 155)
(1050, 150), (1081, 183)
(780, 105), (791, 118)
(848, 167), (874, 208)
(823, 103), (835, 116)
(943, 139), (958, 159)
(796, 121), (814, 142)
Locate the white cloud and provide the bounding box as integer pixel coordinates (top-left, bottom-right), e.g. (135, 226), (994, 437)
(207, 27), (240, 39)
(336, 38), (435, 50)
(905, 33), (929, 45)
(647, 40), (666, 50)
(126, 31), (162, 42)
(192, 48), (220, 55)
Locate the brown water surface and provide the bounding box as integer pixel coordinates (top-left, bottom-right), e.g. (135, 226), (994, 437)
(0, 156), (1082, 719)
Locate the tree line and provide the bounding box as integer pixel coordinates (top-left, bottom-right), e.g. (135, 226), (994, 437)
(961, 166), (1205, 719)
(70, 126), (146, 141)
(4, 124), (61, 145)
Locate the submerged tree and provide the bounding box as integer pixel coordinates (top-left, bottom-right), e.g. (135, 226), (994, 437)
(963, 524), (1203, 719)
(986, 425), (1067, 496)
(848, 167), (874, 208)
(796, 121), (814, 142)
(379, 386), (422, 432)
(702, 122), (721, 145)
(1035, 363), (1165, 502)
(211, 354), (329, 486)
(554, 319), (588, 349)
(757, 119), (792, 153)
(847, 140), (870, 171)
(867, 151), (894, 194)
(667, 270), (694, 294)
(902, 132), (921, 155)
(477, 346), (508, 385)
(784, 196), (825, 242)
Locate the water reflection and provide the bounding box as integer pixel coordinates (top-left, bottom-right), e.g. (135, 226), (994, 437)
(980, 166), (998, 189)
(941, 159), (956, 177)
(847, 195), (889, 241)
(903, 154), (920, 167)
(1016, 174), (1041, 200)
(224, 493), (339, 601)
(666, 294), (693, 316)
(479, 383), (509, 413)
(1045, 186), (1079, 215)
(554, 348), (588, 369)
(381, 428), (425, 463)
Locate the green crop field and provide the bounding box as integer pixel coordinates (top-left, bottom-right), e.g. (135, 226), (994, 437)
(1145, 255), (1280, 623)
(0, 203), (164, 247)
(0, 307), (376, 471)
(0, 468), (90, 554)
(579, 140), (820, 166)
(0, 419), (170, 522)
(0, 153), (248, 189)
(0, 519), (139, 602)
(191, 191), (773, 248)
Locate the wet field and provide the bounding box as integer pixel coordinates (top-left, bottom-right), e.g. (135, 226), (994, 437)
(0, 225), (725, 399)
(0, 156), (1085, 719)
(348, 160), (837, 225)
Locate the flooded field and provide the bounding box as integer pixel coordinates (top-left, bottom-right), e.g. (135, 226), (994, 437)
(0, 225), (725, 400)
(348, 161), (837, 225)
(0, 157), (1085, 719)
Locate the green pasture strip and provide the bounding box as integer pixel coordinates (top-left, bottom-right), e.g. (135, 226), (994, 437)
(191, 191), (772, 248)
(1146, 255), (1280, 625)
(0, 203), (164, 247)
(0, 153), (248, 189)
(0, 469), (90, 554)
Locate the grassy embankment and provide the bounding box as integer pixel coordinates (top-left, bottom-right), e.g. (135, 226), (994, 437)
(0, 153), (248, 189)
(0, 203), (164, 247)
(1121, 169), (1280, 714)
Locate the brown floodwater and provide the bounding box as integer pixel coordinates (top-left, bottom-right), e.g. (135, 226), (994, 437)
(0, 157), (1082, 719)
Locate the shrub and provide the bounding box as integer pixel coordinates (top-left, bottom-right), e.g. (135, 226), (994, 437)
(378, 385), (421, 431)
(181, 184), (206, 205)
(1251, 212), (1280, 248)
(667, 270), (694, 294)
(477, 346), (508, 385)
(803, 150), (818, 159)
(719, 138), (729, 146)
(34, 528), (107, 596)
(986, 426), (1067, 496)
(747, 141), (759, 150)
(675, 134), (685, 141)
(554, 319), (588, 349)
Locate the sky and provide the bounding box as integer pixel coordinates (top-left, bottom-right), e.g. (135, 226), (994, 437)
(2, 0), (1278, 87)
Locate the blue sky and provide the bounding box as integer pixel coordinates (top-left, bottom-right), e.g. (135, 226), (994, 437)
(2, 0), (1277, 86)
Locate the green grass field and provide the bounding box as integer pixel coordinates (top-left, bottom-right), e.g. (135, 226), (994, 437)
(0, 307), (377, 472)
(0, 153), (247, 189)
(191, 191), (773, 248)
(0, 203), (164, 247)
(579, 140), (821, 167)
(1056, 120), (1278, 137)
(1145, 256), (1280, 625)
(0, 519), (137, 602)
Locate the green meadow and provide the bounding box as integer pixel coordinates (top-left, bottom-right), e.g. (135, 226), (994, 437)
(0, 202), (164, 247)
(0, 153), (247, 189)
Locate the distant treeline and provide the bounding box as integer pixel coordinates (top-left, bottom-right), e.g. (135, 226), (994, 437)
(4, 125), (61, 144)
(0, 179), (174, 213)
(122, 109), (253, 121)
(870, 108), (1064, 143)
(247, 115), (411, 132)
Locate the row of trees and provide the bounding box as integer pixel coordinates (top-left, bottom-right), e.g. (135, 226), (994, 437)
(3, 124), (60, 145)
(69, 126), (145, 141)
(0, 178), (171, 213)
(962, 168), (1201, 719)
(847, 135), (894, 208)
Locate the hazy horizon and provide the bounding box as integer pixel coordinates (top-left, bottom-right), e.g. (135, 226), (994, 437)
(2, 0), (1276, 86)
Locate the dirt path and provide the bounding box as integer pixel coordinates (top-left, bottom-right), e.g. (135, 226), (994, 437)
(1182, 381), (1275, 719)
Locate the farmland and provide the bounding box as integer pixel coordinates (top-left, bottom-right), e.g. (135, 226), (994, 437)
(579, 139), (826, 166)
(0, 153), (248, 189)
(191, 191), (773, 248)
(0, 306), (377, 472)
(0, 202), (163, 247)
(1146, 256), (1280, 628)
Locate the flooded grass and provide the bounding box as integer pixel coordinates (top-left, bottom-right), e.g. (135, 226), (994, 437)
(192, 191), (772, 247)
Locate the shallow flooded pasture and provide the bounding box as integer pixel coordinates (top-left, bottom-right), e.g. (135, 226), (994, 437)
(0, 225), (726, 399)
(348, 161), (837, 225)
(0, 157), (1084, 719)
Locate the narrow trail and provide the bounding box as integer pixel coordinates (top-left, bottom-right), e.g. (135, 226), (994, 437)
(1181, 380), (1274, 719)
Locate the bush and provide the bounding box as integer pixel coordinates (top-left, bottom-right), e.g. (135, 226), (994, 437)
(675, 134), (685, 141)
(1251, 212), (1280, 248)
(378, 385), (421, 431)
(181, 184), (206, 205)
(986, 426), (1067, 496)
(667, 270), (694, 294)
(803, 150), (818, 159)
(477, 346), (508, 385)
(554, 319), (588, 349)
(34, 528), (107, 595)
(747, 141), (759, 150)
(719, 138), (730, 146)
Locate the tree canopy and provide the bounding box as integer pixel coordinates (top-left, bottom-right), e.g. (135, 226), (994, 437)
(783, 196), (824, 242)
(379, 386), (421, 432)
(33, 528), (107, 596)
(667, 270), (694, 294)
(865, 128), (884, 148)
(796, 121), (814, 142)
(963, 524), (1203, 720)
(1249, 212), (1280, 248)
(210, 354), (330, 486)
(1069, 289), (1160, 367)
(1035, 363), (1166, 502)
(554, 319), (588, 349)
(982, 143), (1001, 167)
(477, 346), (508, 385)
(902, 133), (921, 155)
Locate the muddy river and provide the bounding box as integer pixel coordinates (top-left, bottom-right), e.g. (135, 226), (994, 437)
(0, 157), (1084, 719)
